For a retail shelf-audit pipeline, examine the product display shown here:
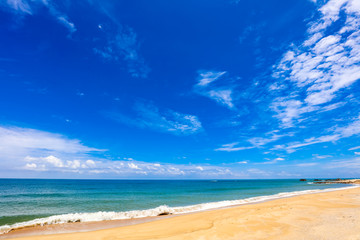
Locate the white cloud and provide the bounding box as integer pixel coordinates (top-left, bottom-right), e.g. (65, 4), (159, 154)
(207, 90), (234, 109)
(67, 160), (81, 169)
(86, 160), (96, 168)
(0, 125), (106, 176)
(107, 102), (203, 135)
(23, 155), (100, 172)
(44, 155), (64, 168)
(128, 162), (140, 169)
(194, 70), (235, 109)
(25, 163), (37, 169)
(0, 125), (266, 178)
(272, 0), (360, 127)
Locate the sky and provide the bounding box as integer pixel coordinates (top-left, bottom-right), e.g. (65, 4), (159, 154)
(1, 0), (360, 179)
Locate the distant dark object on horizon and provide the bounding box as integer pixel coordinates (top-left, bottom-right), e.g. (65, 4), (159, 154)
(299, 179), (307, 181)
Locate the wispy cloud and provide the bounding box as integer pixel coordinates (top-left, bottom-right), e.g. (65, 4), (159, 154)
(275, 115), (360, 152)
(248, 131), (293, 147)
(94, 26), (150, 78)
(3, 0), (32, 14)
(271, 98), (318, 128)
(194, 70), (235, 109)
(271, 0), (360, 127)
(215, 142), (255, 152)
(247, 168), (271, 176)
(237, 161), (248, 164)
(216, 130), (292, 152)
(196, 71), (226, 87)
(326, 158), (360, 169)
(349, 146), (360, 151)
(313, 154), (332, 159)
(3, 0), (76, 33)
(257, 157), (285, 165)
(295, 163), (318, 167)
(106, 101), (203, 135)
(3, 0), (149, 77)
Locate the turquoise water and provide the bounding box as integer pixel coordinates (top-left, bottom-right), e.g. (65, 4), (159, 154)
(0, 179), (350, 231)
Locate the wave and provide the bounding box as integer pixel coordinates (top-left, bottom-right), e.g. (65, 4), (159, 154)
(0, 185), (358, 234)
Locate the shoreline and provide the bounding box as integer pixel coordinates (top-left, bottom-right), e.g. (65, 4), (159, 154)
(1, 184), (359, 239)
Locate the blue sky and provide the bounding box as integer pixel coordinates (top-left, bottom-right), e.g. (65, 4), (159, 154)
(1, 0), (360, 179)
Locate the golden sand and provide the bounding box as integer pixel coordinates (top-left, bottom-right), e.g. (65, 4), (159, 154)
(4, 187), (360, 240)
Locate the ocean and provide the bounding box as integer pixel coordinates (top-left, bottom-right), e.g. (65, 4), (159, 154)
(0, 179), (354, 234)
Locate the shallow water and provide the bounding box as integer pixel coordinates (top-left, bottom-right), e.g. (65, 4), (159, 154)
(0, 179), (350, 233)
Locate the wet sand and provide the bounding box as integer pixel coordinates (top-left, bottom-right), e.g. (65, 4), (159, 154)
(3, 186), (360, 240)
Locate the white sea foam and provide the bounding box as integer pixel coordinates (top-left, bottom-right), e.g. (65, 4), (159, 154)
(0, 185), (358, 234)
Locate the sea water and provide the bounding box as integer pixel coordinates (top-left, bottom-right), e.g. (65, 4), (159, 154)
(0, 179), (354, 234)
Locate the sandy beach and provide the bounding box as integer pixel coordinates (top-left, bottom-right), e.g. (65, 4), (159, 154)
(2, 186), (360, 240)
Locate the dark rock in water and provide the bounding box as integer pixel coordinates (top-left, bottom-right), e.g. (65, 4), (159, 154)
(314, 179), (321, 181)
(313, 179), (360, 185)
(158, 212), (172, 216)
(299, 179), (307, 181)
